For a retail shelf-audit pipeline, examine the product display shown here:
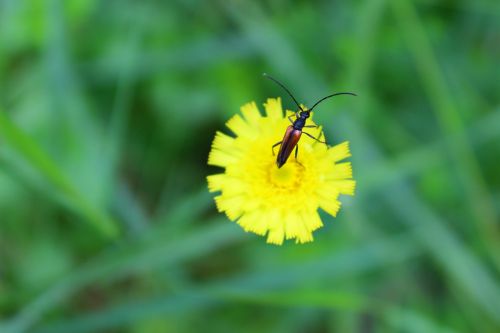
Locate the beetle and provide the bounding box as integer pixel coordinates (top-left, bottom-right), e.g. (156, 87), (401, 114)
(263, 73), (356, 168)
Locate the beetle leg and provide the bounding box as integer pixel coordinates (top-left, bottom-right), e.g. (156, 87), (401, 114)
(318, 131), (331, 147)
(303, 131), (328, 146)
(303, 125), (318, 128)
(288, 111), (300, 124)
(272, 141), (282, 156)
(294, 145), (304, 167)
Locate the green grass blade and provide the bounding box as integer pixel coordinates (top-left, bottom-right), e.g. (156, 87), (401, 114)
(391, 0), (499, 261)
(28, 235), (419, 333)
(2, 219), (241, 333)
(0, 110), (118, 236)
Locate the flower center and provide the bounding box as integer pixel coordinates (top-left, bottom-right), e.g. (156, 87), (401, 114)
(268, 161), (303, 189)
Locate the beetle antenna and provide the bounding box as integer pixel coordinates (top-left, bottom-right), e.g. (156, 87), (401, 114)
(309, 92), (357, 112)
(263, 73), (304, 112)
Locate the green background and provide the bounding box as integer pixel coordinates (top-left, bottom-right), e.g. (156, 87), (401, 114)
(1, 0), (499, 332)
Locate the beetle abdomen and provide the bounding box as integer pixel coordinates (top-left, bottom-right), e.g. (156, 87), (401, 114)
(277, 125), (302, 168)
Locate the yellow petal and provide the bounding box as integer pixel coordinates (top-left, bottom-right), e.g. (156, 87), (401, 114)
(303, 210), (323, 232)
(226, 114), (257, 139)
(328, 141), (351, 162)
(316, 184), (341, 216)
(214, 195), (243, 220)
(267, 226), (285, 245)
(240, 101), (261, 126)
(328, 162), (353, 180)
(207, 174), (225, 192)
(208, 148), (239, 167)
(264, 98), (283, 119)
(330, 180), (356, 195)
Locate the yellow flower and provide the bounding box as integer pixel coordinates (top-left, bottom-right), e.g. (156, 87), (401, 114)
(207, 98), (355, 245)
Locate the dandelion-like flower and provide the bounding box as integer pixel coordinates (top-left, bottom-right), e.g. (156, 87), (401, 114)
(207, 98), (355, 245)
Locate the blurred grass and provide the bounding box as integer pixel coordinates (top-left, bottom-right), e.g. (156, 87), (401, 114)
(1, 0), (500, 333)
(0, 110), (118, 236)
(392, 0), (499, 269)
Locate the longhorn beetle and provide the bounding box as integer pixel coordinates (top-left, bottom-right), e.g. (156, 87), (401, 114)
(263, 73), (356, 168)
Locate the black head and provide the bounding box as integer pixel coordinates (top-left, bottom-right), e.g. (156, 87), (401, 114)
(299, 110), (310, 118)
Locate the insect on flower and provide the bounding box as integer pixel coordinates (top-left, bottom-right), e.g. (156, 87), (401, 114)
(207, 76), (357, 244)
(263, 73), (356, 168)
